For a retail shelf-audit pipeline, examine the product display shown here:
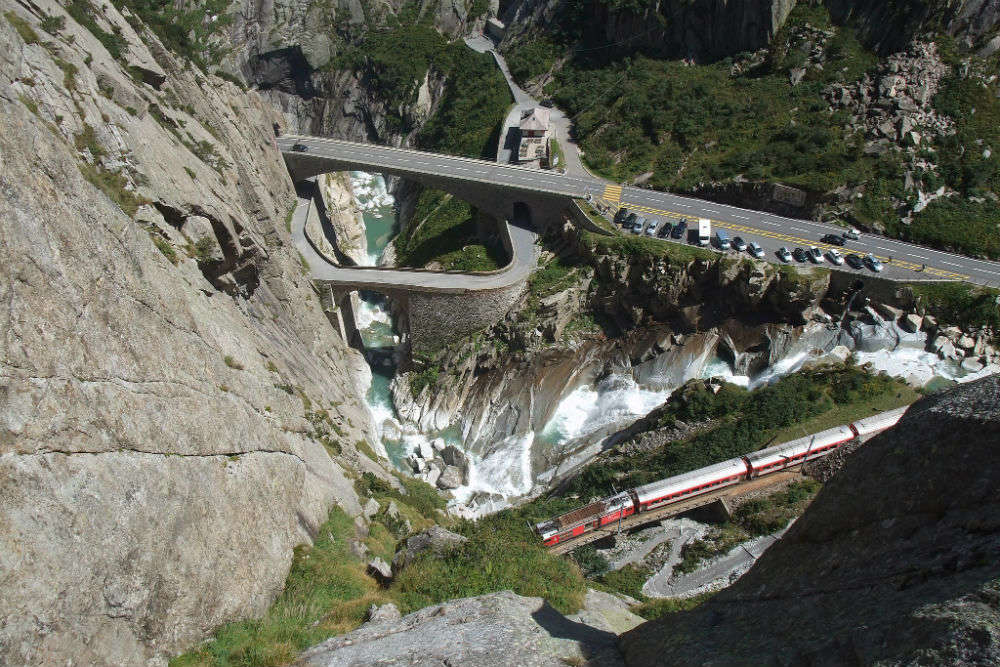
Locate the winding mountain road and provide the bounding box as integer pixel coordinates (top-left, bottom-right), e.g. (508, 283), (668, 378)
(279, 135), (1000, 287)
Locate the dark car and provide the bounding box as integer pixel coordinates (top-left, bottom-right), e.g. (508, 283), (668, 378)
(614, 207), (629, 224)
(845, 253), (864, 269)
(732, 236), (748, 252)
(291, 143), (309, 152)
(625, 212), (638, 229)
(657, 220), (672, 237)
(792, 247), (807, 262)
(821, 234), (846, 246)
(671, 220), (687, 239)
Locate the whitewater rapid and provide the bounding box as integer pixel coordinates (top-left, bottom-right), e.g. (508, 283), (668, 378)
(347, 170), (996, 516)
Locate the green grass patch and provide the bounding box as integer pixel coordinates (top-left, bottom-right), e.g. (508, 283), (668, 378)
(583, 230), (715, 263)
(574, 199), (616, 233)
(392, 510), (587, 615)
(149, 233), (178, 264)
(355, 471), (447, 522)
(908, 282), (1000, 333)
(112, 0), (233, 70)
(78, 163), (146, 217)
(633, 592), (715, 620)
(393, 192), (505, 271)
(5, 11), (40, 44)
(593, 563), (651, 600)
(169, 507), (391, 667)
(550, 137), (566, 169)
(356, 439), (380, 462)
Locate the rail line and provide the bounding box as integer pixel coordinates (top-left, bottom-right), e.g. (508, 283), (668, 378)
(548, 471), (801, 555)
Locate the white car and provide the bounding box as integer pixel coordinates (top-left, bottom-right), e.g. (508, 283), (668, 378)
(826, 249), (844, 265)
(777, 246), (792, 262)
(645, 220), (659, 236)
(844, 227), (861, 240)
(748, 242), (765, 259)
(808, 246), (822, 263)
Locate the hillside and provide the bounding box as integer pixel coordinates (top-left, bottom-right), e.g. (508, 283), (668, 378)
(620, 373), (1000, 665)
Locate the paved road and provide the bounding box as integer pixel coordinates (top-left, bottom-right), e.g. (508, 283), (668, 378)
(291, 180), (538, 293)
(279, 135), (1000, 286)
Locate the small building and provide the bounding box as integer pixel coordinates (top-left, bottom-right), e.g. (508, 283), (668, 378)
(517, 107), (551, 167)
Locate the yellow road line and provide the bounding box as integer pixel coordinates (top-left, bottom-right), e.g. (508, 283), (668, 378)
(618, 200), (969, 280)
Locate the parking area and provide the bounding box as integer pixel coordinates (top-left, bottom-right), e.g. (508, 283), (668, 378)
(605, 202), (928, 281)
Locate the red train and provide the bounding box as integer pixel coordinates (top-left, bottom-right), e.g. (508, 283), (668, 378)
(535, 407), (908, 547)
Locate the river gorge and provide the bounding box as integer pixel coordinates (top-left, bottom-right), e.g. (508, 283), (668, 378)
(340, 172), (998, 517)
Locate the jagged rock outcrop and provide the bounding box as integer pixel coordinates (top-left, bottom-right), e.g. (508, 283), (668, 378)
(391, 526), (469, 572)
(0, 4), (387, 665)
(826, 0), (1000, 54)
(296, 590), (627, 666)
(502, 0), (797, 63)
(621, 373), (1000, 666)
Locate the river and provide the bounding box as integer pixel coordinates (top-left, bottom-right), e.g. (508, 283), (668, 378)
(348, 172), (996, 515)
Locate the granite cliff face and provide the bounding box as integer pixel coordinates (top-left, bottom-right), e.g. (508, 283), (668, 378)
(621, 373), (1000, 665)
(0, 3), (388, 665)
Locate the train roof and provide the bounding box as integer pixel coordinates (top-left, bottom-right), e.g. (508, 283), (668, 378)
(745, 425), (855, 468)
(634, 458), (748, 504)
(851, 406), (908, 437)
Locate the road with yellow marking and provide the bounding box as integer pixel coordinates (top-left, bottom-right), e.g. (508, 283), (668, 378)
(280, 135), (1000, 286)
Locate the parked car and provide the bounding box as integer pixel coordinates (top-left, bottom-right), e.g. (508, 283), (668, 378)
(808, 246), (823, 263)
(777, 246), (792, 262)
(291, 143), (309, 152)
(843, 227), (861, 240)
(614, 207), (628, 225)
(657, 220), (672, 237)
(845, 253), (864, 269)
(732, 237), (748, 252)
(716, 229), (731, 250)
(822, 234), (846, 246)
(748, 241), (765, 259)
(865, 253), (884, 272)
(826, 249), (845, 265)
(671, 219), (687, 239)
(625, 213), (638, 229)
(645, 219), (660, 236)
(631, 216), (647, 234)
(793, 247), (807, 262)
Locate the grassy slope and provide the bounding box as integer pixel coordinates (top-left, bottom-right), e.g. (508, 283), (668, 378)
(391, 27), (512, 270)
(505, 3), (1000, 259)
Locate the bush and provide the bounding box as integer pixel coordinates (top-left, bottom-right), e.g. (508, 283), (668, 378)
(909, 282), (1000, 333)
(40, 13), (65, 34)
(392, 511), (586, 615)
(64, 0), (127, 60)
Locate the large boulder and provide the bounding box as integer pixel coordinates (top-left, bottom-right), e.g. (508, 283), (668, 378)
(391, 526), (469, 573)
(296, 591), (623, 666)
(436, 466), (464, 490)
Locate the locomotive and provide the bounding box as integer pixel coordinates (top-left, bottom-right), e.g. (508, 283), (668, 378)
(535, 407), (908, 547)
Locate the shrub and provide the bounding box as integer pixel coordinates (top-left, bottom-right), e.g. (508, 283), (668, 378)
(150, 234), (177, 264)
(78, 163), (146, 217)
(40, 13), (66, 35)
(223, 355), (243, 370)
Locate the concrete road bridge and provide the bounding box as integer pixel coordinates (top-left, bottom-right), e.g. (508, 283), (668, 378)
(280, 134), (1000, 287)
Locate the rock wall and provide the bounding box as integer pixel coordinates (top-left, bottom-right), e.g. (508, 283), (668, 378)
(826, 0), (1000, 53)
(621, 373), (1000, 665)
(0, 3), (387, 664)
(502, 0), (798, 62)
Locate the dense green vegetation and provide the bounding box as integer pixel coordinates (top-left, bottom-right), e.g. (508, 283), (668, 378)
(561, 364), (911, 499)
(371, 7), (510, 270)
(393, 192), (506, 271)
(908, 282), (1000, 333)
(113, 0), (233, 69)
(523, 4), (876, 193)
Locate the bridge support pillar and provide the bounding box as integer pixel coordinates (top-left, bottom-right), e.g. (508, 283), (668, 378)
(407, 282), (527, 354)
(318, 284), (364, 351)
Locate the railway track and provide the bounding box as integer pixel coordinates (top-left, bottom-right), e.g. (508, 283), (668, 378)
(548, 471), (801, 555)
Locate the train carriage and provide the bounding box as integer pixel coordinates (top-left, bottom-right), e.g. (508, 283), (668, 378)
(633, 458), (750, 511)
(745, 425), (855, 477)
(851, 406), (908, 438)
(534, 492), (635, 546)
